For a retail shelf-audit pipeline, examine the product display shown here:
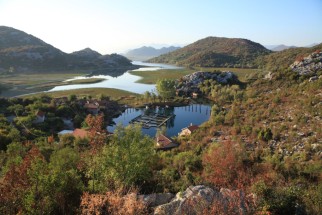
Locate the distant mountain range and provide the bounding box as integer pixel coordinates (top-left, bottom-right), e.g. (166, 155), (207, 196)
(265, 43), (320, 52)
(1, 26), (321, 73)
(0, 26), (136, 75)
(148, 37), (271, 68)
(123, 46), (180, 61)
(271, 45), (297, 52)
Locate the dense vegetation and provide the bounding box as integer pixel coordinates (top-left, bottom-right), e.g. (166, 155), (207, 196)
(0, 28), (321, 213)
(0, 64), (321, 214)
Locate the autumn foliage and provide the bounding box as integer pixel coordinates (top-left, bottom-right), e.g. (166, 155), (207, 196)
(202, 141), (252, 189)
(80, 189), (148, 215)
(85, 114), (108, 152)
(0, 145), (44, 214)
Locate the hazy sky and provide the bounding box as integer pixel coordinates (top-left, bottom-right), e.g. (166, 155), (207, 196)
(0, 0), (321, 54)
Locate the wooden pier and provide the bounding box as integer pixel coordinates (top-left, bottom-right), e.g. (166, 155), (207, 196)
(130, 114), (175, 129)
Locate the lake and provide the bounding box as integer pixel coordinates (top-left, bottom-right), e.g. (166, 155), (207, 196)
(107, 104), (211, 137)
(48, 61), (182, 94)
(49, 62), (212, 137)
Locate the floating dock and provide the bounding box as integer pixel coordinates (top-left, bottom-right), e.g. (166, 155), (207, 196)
(130, 114), (175, 129)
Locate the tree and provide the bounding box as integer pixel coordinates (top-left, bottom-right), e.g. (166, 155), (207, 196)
(68, 94), (77, 102)
(7, 104), (24, 116)
(143, 91), (151, 102)
(156, 79), (176, 102)
(202, 141), (251, 189)
(89, 124), (155, 191)
(85, 114), (108, 152)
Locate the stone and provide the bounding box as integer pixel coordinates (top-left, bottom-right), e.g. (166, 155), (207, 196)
(309, 76), (318, 82)
(153, 185), (248, 215)
(264, 71), (273, 80)
(139, 193), (174, 207)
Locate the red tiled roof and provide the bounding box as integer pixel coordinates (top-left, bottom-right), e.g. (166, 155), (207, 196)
(156, 134), (178, 149)
(36, 110), (45, 117)
(84, 103), (99, 109)
(157, 134), (172, 145)
(73, 129), (88, 138)
(187, 125), (199, 132)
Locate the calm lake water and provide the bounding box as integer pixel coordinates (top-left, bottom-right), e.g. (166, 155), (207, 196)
(107, 104), (211, 137)
(48, 62), (211, 137)
(48, 61), (182, 94)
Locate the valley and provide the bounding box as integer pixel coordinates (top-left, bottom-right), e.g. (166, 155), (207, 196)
(0, 23), (321, 215)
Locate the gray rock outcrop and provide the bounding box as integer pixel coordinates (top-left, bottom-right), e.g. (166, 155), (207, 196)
(290, 51), (322, 75)
(176, 71), (239, 96)
(139, 193), (175, 207)
(153, 185), (248, 215)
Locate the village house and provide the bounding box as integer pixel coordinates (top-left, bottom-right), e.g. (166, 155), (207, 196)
(84, 103), (99, 115)
(83, 99), (110, 115)
(33, 110), (45, 124)
(156, 134), (178, 150)
(53, 97), (68, 106)
(179, 124), (199, 137)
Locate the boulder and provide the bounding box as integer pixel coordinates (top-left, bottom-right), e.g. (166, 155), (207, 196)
(153, 185), (248, 215)
(154, 185), (218, 215)
(154, 185), (252, 215)
(139, 193), (174, 207)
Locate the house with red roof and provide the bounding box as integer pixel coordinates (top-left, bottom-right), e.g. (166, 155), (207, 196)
(84, 103), (99, 115)
(179, 124), (199, 137)
(33, 110), (45, 124)
(156, 134), (178, 150)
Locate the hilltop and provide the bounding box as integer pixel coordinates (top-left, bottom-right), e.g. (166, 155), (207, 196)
(0, 26), (136, 74)
(123, 46), (180, 61)
(148, 36), (271, 68)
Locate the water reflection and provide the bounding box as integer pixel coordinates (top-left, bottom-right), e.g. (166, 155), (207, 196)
(48, 61), (180, 94)
(108, 104), (211, 137)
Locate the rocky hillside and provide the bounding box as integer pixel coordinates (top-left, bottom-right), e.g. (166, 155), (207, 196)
(255, 43), (322, 71)
(176, 71), (239, 96)
(0, 26), (135, 74)
(290, 50), (322, 76)
(148, 37), (271, 68)
(123, 46), (180, 61)
(0, 26), (69, 71)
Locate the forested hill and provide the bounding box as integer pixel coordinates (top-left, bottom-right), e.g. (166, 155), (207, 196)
(0, 26), (135, 74)
(148, 36), (272, 68)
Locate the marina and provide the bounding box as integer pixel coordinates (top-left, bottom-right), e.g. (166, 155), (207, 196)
(130, 114), (175, 129)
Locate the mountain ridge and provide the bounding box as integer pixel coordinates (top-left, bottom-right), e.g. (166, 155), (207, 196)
(148, 36), (272, 68)
(0, 26), (135, 74)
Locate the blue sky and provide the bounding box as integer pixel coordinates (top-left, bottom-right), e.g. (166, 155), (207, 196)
(0, 0), (321, 54)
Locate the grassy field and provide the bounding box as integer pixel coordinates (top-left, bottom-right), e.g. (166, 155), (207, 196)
(130, 67), (260, 84)
(66, 78), (105, 85)
(130, 69), (194, 84)
(0, 72), (90, 97)
(21, 88), (138, 100)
